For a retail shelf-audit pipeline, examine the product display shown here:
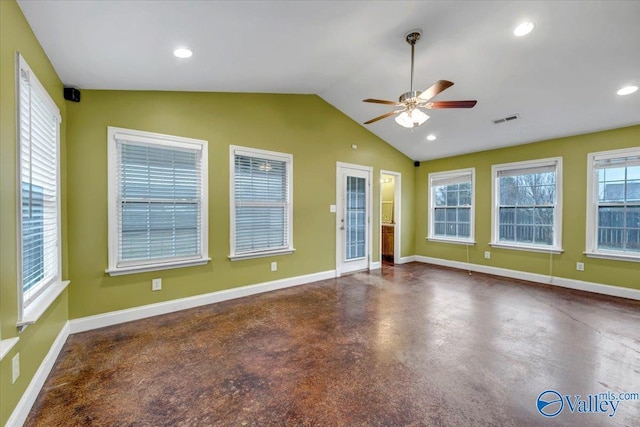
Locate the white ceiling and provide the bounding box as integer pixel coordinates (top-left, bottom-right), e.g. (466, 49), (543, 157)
(17, 0), (640, 161)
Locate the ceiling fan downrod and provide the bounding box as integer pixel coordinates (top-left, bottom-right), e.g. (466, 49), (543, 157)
(361, 28), (476, 127)
(400, 30), (422, 102)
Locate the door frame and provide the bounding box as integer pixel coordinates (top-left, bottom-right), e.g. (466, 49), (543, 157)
(335, 161), (373, 277)
(379, 170), (401, 264)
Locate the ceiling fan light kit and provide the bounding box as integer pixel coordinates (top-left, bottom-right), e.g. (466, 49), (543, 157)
(363, 29), (477, 129)
(395, 109), (429, 128)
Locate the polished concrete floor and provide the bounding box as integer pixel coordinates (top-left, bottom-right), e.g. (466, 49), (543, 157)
(26, 263), (640, 426)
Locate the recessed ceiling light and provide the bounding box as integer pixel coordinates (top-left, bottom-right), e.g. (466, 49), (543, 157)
(173, 48), (193, 59)
(426, 134), (437, 141)
(617, 85), (638, 96)
(513, 22), (534, 37)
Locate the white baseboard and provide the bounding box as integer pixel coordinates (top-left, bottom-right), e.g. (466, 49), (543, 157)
(395, 255), (416, 264)
(369, 261), (381, 270)
(6, 321), (70, 427)
(70, 269), (336, 334)
(414, 255), (640, 301)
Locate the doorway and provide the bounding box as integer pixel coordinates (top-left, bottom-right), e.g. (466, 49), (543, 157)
(380, 170), (401, 264)
(336, 162), (372, 276)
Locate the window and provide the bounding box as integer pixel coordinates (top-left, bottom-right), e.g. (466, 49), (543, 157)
(491, 158), (563, 252)
(229, 146), (293, 260)
(107, 127), (209, 275)
(586, 147), (640, 261)
(17, 53), (62, 312)
(428, 168), (475, 243)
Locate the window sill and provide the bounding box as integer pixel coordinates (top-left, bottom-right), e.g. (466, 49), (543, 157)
(106, 258), (211, 276)
(584, 251), (640, 263)
(229, 248), (296, 261)
(427, 237), (476, 246)
(490, 242), (563, 254)
(17, 280), (70, 330)
(0, 337), (20, 361)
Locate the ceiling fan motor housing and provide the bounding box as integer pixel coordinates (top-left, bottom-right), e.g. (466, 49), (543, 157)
(399, 91), (422, 103)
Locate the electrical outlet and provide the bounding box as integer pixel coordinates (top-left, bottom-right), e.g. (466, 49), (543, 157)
(576, 262), (584, 271)
(12, 353), (20, 383)
(484, 251), (491, 259)
(270, 262), (277, 272)
(152, 278), (162, 291)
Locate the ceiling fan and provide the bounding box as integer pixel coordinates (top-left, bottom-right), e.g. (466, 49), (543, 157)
(363, 30), (477, 128)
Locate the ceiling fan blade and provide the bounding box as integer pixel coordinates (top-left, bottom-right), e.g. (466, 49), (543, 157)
(426, 100), (477, 109)
(363, 98), (401, 106)
(417, 80), (454, 101)
(363, 110), (404, 124)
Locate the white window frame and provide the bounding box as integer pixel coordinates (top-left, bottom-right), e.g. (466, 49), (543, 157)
(491, 157), (563, 253)
(427, 168), (476, 244)
(16, 53), (69, 327)
(106, 127), (210, 276)
(585, 146), (640, 262)
(229, 145), (294, 260)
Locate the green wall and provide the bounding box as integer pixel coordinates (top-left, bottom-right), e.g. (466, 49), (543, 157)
(1, 0), (637, 423)
(65, 90), (415, 319)
(0, 1), (69, 424)
(381, 177), (395, 203)
(415, 125), (640, 290)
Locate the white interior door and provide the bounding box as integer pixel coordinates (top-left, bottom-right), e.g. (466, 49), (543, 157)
(336, 163), (371, 275)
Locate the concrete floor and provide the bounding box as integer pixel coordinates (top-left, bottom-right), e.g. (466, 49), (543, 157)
(26, 263), (640, 426)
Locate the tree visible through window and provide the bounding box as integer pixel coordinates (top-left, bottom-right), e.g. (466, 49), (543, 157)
(492, 158), (562, 251)
(498, 171), (555, 245)
(428, 169), (474, 243)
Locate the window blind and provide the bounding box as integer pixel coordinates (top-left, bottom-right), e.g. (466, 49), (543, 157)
(116, 140), (203, 266)
(431, 171), (472, 187)
(496, 162), (557, 177)
(18, 55), (61, 307)
(233, 153), (290, 255)
(594, 155), (640, 168)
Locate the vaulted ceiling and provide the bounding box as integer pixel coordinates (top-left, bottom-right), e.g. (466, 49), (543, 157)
(17, 0), (640, 160)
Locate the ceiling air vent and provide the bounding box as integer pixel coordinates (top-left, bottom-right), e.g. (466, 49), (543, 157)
(492, 114), (520, 124)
